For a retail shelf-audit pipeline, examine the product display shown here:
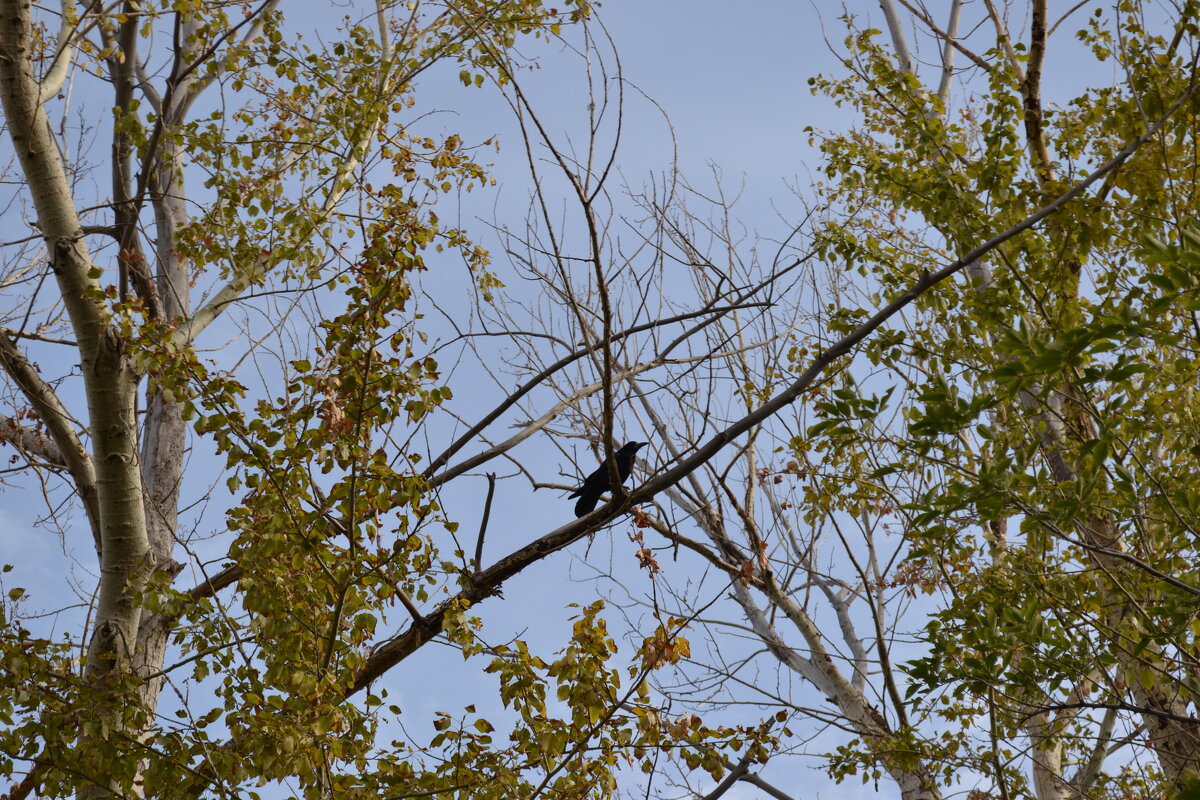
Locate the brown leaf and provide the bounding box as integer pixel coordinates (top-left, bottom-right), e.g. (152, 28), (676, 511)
(319, 381), (354, 436)
(635, 547), (660, 575)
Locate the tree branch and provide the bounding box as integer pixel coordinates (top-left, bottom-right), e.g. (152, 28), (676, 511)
(893, 0), (991, 75)
(0, 330), (100, 548)
(0, 415), (63, 464)
(422, 301), (768, 484)
(37, 0), (103, 103)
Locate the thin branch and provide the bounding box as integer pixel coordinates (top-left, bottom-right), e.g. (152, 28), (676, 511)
(1023, 700), (1200, 728)
(1070, 704), (1118, 793)
(421, 301), (768, 483)
(1048, 1), (1091, 37)
(893, 0), (991, 74)
(37, 0), (103, 102)
(473, 473), (496, 572)
(0, 330), (100, 549)
(0, 326), (74, 345)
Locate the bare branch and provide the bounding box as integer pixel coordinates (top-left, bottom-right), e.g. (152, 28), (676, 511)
(937, 0), (964, 105)
(473, 473), (496, 572)
(37, 0), (103, 102)
(893, 0), (991, 75)
(981, 0), (1026, 80)
(877, 0), (915, 74)
(422, 301), (770, 483)
(0, 330), (99, 547)
(0, 415), (64, 464)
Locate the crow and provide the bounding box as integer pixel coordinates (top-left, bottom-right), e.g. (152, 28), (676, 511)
(568, 441), (648, 517)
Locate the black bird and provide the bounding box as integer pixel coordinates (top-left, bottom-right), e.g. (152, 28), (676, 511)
(568, 441), (648, 517)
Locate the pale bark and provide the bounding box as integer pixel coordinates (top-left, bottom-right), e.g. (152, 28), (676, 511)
(657, 477), (943, 800)
(132, 119), (191, 764)
(0, 330), (99, 544)
(0, 5), (151, 796)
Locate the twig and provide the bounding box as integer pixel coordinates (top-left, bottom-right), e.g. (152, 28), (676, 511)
(474, 473), (496, 572)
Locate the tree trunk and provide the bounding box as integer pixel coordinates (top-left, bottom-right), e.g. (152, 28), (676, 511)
(0, 2), (154, 794)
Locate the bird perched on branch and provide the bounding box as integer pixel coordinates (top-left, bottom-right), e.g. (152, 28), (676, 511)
(568, 441), (648, 517)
